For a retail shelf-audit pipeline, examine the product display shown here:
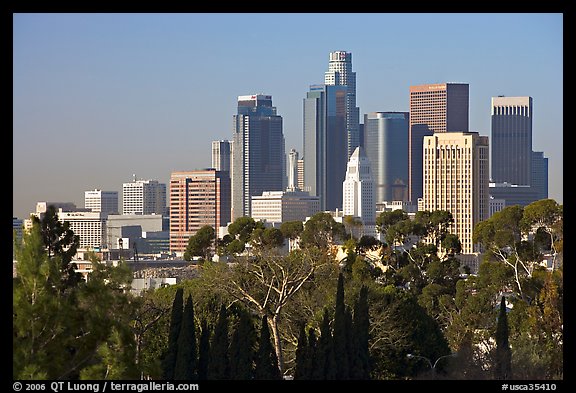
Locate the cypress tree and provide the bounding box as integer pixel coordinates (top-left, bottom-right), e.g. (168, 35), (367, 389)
(197, 318), (211, 380)
(315, 308), (336, 380)
(494, 296), (512, 380)
(208, 305), (230, 380)
(162, 287), (184, 379)
(254, 315), (282, 380)
(229, 310), (256, 380)
(345, 306), (356, 378)
(306, 328), (318, 380)
(174, 295), (197, 380)
(333, 273), (349, 379)
(294, 323), (308, 380)
(353, 285), (370, 379)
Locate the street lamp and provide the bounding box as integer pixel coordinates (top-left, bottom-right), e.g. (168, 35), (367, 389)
(406, 353), (457, 379)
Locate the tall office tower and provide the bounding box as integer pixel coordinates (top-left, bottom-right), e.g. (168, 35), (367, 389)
(491, 96), (533, 186)
(303, 84), (348, 211)
(422, 132), (489, 254)
(325, 50), (360, 158)
(84, 189), (119, 214)
(212, 140), (231, 172)
(531, 151), (549, 201)
(297, 158), (305, 191)
(342, 147), (375, 224)
(409, 82), (469, 202)
(169, 169), (231, 254)
(364, 112), (409, 203)
(231, 94), (285, 220)
(287, 148), (299, 191)
(122, 176), (167, 216)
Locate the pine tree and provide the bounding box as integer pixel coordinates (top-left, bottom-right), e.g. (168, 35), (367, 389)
(208, 305), (230, 380)
(495, 296), (512, 380)
(333, 273), (350, 379)
(174, 295), (197, 380)
(294, 323), (308, 380)
(229, 310), (256, 379)
(315, 308), (336, 380)
(162, 287), (184, 380)
(352, 285), (370, 379)
(254, 315), (282, 380)
(197, 318), (210, 380)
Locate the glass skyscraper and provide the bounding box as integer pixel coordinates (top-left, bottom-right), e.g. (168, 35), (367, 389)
(231, 94), (285, 220)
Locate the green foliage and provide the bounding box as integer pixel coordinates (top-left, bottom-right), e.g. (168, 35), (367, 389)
(494, 296), (512, 380)
(333, 273), (350, 379)
(197, 318), (211, 380)
(254, 316), (282, 380)
(228, 216), (265, 244)
(184, 225), (215, 262)
(314, 308), (336, 379)
(300, 212), (346, 249)
(280, 220), (304, 240)
(174, 295), (197, 380)
(229, 309), (257, 379)
(162, 287), (184, 380)
(208, 305), (230, 379)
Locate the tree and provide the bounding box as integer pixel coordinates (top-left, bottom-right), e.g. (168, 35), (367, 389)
(210, 248), (330, 374)
(162, 288), (184, 380)
(300, 212), (346, 249)
(197, 318), (211, 380)
(229, 309), (257, 379)
(254, 315), (282, 380)
(280, 220), (304, 250)
(333, 273), (350, 379)
(250, 227), (285, 250)
(184, 225), (215, 262)
(208, 305), (230, 379)
(352, 285), (370, 379)
(314, 308), (336, 380)
(376, 209), (409, 240)
(174, 295), (197, 380)
(228, 216), (265, 244)
(494, 296), (512, 380)
(294, 323), (309, 380)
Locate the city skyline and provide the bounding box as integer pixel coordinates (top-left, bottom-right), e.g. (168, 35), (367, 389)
(13, 13), (563, 219)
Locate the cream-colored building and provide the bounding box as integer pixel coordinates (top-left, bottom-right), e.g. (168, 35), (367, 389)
(251, 190), (320, 225)
(423, 131), (489, 254)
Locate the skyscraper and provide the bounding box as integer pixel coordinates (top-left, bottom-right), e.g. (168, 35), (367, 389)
(287, 148), (299, 191)
(342, 146), (375, 224)
(325, 50), (360, 158)
(231, 94), (285, 220)
(491, 96), (533, 185)
(303, 84), (347, 211)
(364, 112), (409, 203)
(169, 169), (231, 254)
(423, 132), (489, 254)
(531, 151), (549, 201)
(84, 189), (119, 215)
(122, 177), (167, 216)
(409, 82), (469, 202)
(212, 140), (231, 173)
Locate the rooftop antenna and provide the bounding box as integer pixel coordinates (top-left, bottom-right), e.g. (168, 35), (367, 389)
(133, 173), (136, 181)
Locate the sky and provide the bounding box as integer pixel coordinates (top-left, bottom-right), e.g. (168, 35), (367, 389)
(13, 13), (563, 219)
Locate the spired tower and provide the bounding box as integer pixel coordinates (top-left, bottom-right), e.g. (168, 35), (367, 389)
(342, 146), (375, 225)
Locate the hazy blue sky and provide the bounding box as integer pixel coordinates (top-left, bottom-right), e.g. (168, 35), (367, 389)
(13, 13), (563, 219)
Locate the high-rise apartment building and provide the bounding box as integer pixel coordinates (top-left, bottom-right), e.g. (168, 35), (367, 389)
(364, 112), (409, 203)
(409, 83), (469, 202)
(84, 189), (119, 214)
(169, 169), (231, 254)
(231, 94), (285, 220)
(122, 177), (166, 216)
(212, 140), (231, 173)
(325, 50), (360, 158)
(303, 84), (348, 211)
(491, 96), (533, 186)
(422, 132), (489, 254)
(342, 146), (375, 224)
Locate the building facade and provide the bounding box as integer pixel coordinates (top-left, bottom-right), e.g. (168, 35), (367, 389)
(531, 151), (549, 201)
(303, 84), (348, 211)
(85, 189), (119, 214)
(287, 148), (299, 191)
(342, 147), (375, 225)
(422, 132), (489, 254)
(212, 140), (231, 173)
(409, 82), (469, 202)
(232, 94), (285, 220)
(251, 190), (320, 225)
(491, 96), (533, 186)
(364, 112), (409, 204)
(324, 50), (360, 158)
(58, 210), (108, 250)
(122, 177), (167, 216)
(169, 169), (231, 254)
